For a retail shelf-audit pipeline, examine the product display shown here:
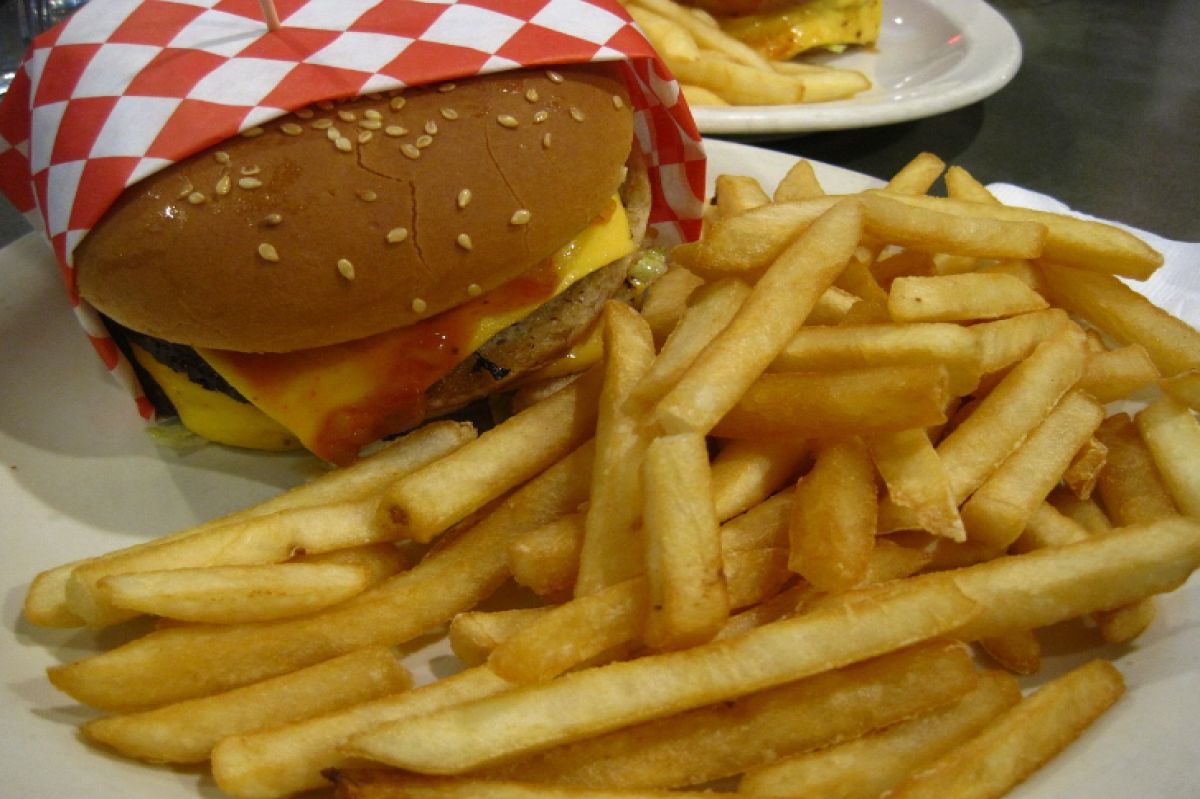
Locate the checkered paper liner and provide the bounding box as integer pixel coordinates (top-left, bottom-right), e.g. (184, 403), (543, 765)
(0, 0), (707, 420)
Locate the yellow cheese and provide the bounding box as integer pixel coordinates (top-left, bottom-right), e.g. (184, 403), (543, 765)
(197, 198), (635, 463)
(721, 0), (882, 61)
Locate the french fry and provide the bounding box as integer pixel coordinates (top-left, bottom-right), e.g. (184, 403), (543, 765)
(968, 308), (1071, 375)
(668, 52), (806, 105)
(723, 547), (791, 609)
(772, 159), (825, 203)
(719, 490), (792, 553)
(1079, 343), (1160, 402)
(1160, 368), (1200, 410)
(979, 631), (1042, 675)
(96, 562), (373, 624)
(638, 266), (705, 346)
(1012, 501), (1090, 553)
(212, 666), (514, 799)
(960, 391), (1105, 550)
(943, 165), (999, 203)
(767, 61), (870, 102)
(1094, 413), (1178, 525)
(377, 368), (601, 542)
(489, 642), (978, 789)
(709, 438), (808, 523)
(677, 83), (728, 106)
(630, 0), (772, 70)
(1062, 436), (1107, 500)
(509, 513), (585, 599)
(885, 660), (1124, 799)
(883, 152), (946, 196)
(869, 428), (965, 541)
(1135, 396), (1200, 516)
(871, 248), (935, 288)
(807, 285), (860, 325)
(739, 670), (1022, 799)
(711, 365), (951, 440)
(1039, 262), (1200, 374)
(642, 432), (729, 650)
(83, 646), (410, 764)
(344, 578), (977, 773)
(715, 174), (770, 217)
(328, 771), (762, 799)
(449, 607), (549, 666)
(888, 273), (1049, 323)
(575, 304), (657, 595)
(788, 437), (876, 592)
(657, 200), (862, 435)
(1048, 489), (1113, 535)
(49, 443), (595, 711)
(862, 193), (1046, 260)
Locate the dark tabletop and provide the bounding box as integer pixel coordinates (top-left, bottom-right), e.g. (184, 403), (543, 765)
(1, 0), (1197, 246)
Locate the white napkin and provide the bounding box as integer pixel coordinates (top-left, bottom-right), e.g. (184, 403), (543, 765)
(988, 183), (1200, 328)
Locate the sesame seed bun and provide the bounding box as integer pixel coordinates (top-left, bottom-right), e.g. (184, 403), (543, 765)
(74, 63), (635, 354)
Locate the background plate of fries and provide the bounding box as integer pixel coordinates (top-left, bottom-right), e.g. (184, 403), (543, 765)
(3, 140), (1200, 799)
(678, 0), (1021, 134)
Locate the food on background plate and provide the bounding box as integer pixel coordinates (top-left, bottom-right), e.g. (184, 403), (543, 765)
(74, 65), (651, 465)
(622, 0), (874, 106)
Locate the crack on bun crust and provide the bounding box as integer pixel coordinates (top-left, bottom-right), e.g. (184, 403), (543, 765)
(75, 63), (635, 354)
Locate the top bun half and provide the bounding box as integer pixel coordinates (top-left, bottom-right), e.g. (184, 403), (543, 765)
(75, 63), (635, 353)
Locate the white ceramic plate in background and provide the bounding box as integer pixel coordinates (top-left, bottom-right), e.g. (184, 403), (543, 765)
(1, 141), (1197, 798)
(692, 0), (1022, 135)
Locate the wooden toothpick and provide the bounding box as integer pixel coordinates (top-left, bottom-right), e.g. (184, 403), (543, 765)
(258, 0), (282, 31)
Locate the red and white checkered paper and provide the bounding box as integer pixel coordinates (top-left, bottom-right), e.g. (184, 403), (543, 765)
(0, 0), (707, 420)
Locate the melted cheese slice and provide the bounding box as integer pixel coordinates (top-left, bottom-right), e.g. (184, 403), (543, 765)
(721, 0), (882, 61)
(197, 198), (635, 464)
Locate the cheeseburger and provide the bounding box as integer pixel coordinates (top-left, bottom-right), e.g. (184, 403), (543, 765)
(682, 0), (882, 61)
(74, 64), (650, 465)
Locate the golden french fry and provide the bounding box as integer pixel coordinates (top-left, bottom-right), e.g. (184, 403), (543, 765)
(212, 666), (514, 799)
(642, 433), (729, 650)
(960, 391), (1105, 549)
(723, 547), (791, 609)
(808, 285), (860, 325)
(678, 83), (729, 106)
(883, 152), (946, 196)
(1079, 343), (1161, 402)
(638, 266), (705, 346)
(718, 490), (793, 553)
(344, 578), (977, 773)
(489, 642), (978, 789)
(739, 670), (1021, 799)
(869, 428), (965, 542)
(1135, 396), (1200, 517)
(83, 646), (410, 764)
(775, 322), (984, 396)
(715, 174), (770, 217)
(632, 0), (772, 70)
(1062, 436), (1107, 500)
(769, 62), (871, 102)
(576, 303), (657, 596)
(882, 193), (1164, 279)
(1048, 490), (1113, 534)
(52, 421), (475, 628)
(1094, 413), (1178, 525)
(49, 443), (594, 711)
(968, 308), (1071, 375)
(1160, 368), (1200, 410)
(668, 52), (806, 105)
(979, 630), (1042, 675)
(1012, 502), (1090, 553)
(863, 192), (1047, 260)
(1039, 262), (1200, 374)
(773, 159), (825, 203)
(377, 369), (601, 542)
(981, 257), (1047, 293)
(943, 165), (999, 203)
(508, 513), (584, 599)
(711, 365), (950, 440)
(888, 273), (1049, 323)
(871, 249), (935, 288)
(328, 771), (750, 799)
(624, 5), (700, 63)
(709, 438), (809, 523)
(789, 437), (876, 592)
(292, 543), (407, 584)
(97, 562), (373, 624)
(449, 607), (549, 666)
(657, 201), (862, 435)
(885, 660), (1125, 799)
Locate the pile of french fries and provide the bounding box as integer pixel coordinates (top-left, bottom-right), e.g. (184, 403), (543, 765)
(24, 152), (1200, 799)
(622, 0), (871, 106)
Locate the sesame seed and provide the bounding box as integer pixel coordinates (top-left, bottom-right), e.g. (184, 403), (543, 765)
(497, 114), (519, 129)
(312, 118), (334, 130)
(358, 119), (382, 130)
(364, 108), (383, 121)
(241, 126), (265, 138)
(239, 177), (263, 190)
(424, 120), (438, 136)
(337, 258), (355, 280)
(240, 165), (261, 175)
(569, 106), (585, 122)
(317, 100), (336, 111)
(401, 143), (421, 159)
(467, 283), (482, 297)
(337, 109), (357, 122)
(215, 174), (231, 196)
(335, 137), (353, 153)
(187, 191), (207, 205)
(358, 130), (374, 144)
(385, 125), (407, 137)
(389, 96), (407, 111)
(415, 134), (433, 149)
(525, 88), (539, 103)
(263, 213), (283, 226)
(612, 95), (625, 110)
(280, 122), (303, 136)
(357, 189), (379, 202)
(533, 110), (549, 124)
(510, 208), (532, 225)
(457, 188), (472, 209)
(411, 297), (428, 313)
(386, 226), (409, 244)
(294, 108), (315, 120)
(542, 132), (553, 149)
(214, 151), (231, 165)
(546, 70), (564, 83)
(258, 243), (280, 262)
(438, 82), (456, 93)
(456, 233), (473, 250)
(326, 127), (342, 141)
(440, 107), (459, 120)
(177, 180), (195, 199)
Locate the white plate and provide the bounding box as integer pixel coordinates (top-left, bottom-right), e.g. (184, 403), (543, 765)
(2, 141), (1198, 799)
(692, 0), (1022, 135)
